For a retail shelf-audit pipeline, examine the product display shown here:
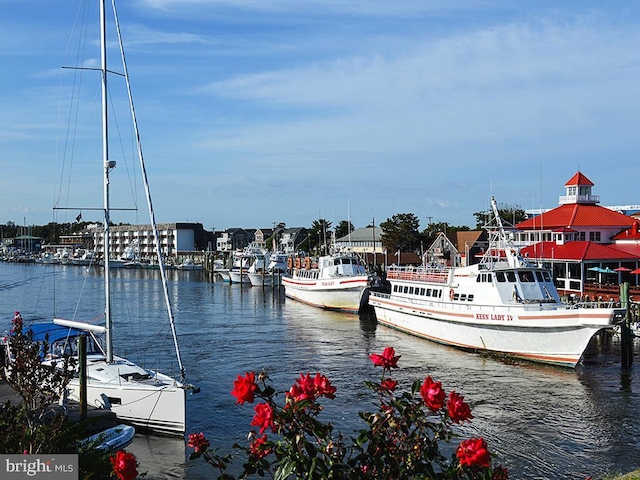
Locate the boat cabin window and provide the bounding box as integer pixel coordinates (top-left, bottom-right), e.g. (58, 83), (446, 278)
(420, 288), (425, 296)
(535, 271), (544, 282)
(46, 335), (102, 359)
(518, 271), (535, 282)
(506, 272), (516, 282)
(476, 273), (493, 283)
(468, 294), (474, 301)
(426, 288), (432, 296)
(495, 272), (506, 282)
(543, 271), (552, 282)
(460, 294), (467, 301)
(409, 287), (414, 295)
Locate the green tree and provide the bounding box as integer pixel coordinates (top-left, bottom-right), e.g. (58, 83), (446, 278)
(380, 213), (421, 253)
(335, 220), (355, 240)
(309, 219), (332, 255)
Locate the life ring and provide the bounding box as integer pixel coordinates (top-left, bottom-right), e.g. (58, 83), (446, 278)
(294, 258), (301, 269)
(287, 257), (293, 269)
(449, 288), (455, 301)
(304, 257), (311, 269)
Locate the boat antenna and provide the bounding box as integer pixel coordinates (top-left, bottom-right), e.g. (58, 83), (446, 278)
(111, 0), (185, 380)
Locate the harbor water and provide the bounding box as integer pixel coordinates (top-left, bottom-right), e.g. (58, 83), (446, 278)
(1, 261), (639, 479)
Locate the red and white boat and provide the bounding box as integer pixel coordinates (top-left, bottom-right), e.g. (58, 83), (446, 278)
(282, 251), (370, 313)
(368, 197), (626, 368)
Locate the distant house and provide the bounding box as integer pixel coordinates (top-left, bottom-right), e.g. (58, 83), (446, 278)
(216, 228), (254, 252)
(424, 232), (458, 267)
(280, 228), (308, 253)
(456, 230), (488, 267)
(334, 226), (382, 254)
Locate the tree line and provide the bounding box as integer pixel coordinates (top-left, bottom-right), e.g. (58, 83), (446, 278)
(0, 202), (526, 255)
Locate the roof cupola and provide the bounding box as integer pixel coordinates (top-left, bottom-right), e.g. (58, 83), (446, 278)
(559, 171), (599, 205)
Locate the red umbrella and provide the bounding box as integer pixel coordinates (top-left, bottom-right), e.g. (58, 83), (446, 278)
(631, 268), (640, 275)
(615, 267), (632, 272)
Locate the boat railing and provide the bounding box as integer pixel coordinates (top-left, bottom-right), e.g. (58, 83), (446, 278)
(369, 291), (605, 313)
(386, 265), (449, 284)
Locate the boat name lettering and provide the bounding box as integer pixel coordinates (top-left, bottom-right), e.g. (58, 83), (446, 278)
(475, 313), (513, 321)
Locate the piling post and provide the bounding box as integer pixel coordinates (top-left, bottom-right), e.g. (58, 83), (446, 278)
(620, 282), (633, 368)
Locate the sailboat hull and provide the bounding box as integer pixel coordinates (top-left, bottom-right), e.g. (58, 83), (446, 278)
(67, 377), (186, 435)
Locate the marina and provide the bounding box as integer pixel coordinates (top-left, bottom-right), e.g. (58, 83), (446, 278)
(1, 261), (640, 479)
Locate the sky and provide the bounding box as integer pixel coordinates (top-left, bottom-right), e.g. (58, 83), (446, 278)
(1, 1), (639, 233)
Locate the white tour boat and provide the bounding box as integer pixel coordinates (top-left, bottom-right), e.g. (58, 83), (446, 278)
(282, 251), (370, 313)
(368, 197), (626, 368)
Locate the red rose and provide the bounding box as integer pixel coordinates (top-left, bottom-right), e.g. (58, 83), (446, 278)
(251, 402), (275, 434)
(456, 437), (491, 468)
(312, 373), (336, 399)
(420, 376), (445, 412)
(380, 378), (398, 392)
(447, 391), (473, 423)
(249, 434), (272, 459)
(231, 372), (258, 404)
(286, 373), (336, 403)
(369, 346), (400, 369)
(110, 450), (138, 480)
(187, 432), (210, 453)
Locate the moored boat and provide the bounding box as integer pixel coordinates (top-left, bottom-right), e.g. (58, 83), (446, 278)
(368, 197), (626, 368)
(282, 251), (370, 313)
(248, 251), (288, 286)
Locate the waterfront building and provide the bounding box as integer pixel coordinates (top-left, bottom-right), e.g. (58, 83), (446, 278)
(334, 226), (382, 254)
(516, 172), (640, 296)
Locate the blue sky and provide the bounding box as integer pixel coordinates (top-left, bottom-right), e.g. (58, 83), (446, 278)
(1, 1), (639, 233)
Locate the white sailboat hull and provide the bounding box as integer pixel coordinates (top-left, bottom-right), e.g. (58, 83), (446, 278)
(66, 357), (186, 435)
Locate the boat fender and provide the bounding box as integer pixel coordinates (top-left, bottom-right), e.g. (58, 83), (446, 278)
(449, 288), (454, 301)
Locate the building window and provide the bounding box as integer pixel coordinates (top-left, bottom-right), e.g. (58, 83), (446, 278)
(589, 232), (601, 242)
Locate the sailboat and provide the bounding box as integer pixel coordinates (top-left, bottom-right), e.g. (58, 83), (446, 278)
(17, 0), (190, 435)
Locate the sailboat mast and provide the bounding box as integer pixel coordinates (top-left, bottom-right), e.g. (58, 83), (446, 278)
(100, 0), (113, 363)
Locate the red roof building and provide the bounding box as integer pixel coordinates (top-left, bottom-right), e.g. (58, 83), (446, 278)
(514, 172), (640, 297)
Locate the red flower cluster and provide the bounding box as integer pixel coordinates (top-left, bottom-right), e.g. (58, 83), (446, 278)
(187, 432), (210, 453)
(456, 437), (491, 468)
(286, 372), (337, 403)
(420, 376), (446, 412)
(110, 451), (138, 480)
(369, 346), (400, 369)
(231, 372), (258, 404)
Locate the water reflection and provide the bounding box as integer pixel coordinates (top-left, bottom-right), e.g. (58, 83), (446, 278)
(2, 263), (640, 479)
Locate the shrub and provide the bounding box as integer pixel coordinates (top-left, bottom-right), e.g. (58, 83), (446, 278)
(188, 346), (508, 479)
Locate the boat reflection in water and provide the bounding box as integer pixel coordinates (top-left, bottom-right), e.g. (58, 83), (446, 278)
(1, 263), (639, 479)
